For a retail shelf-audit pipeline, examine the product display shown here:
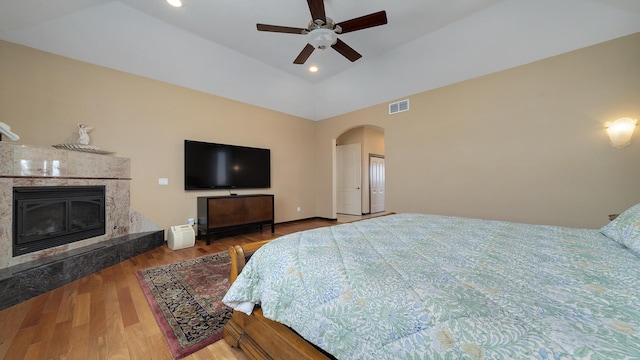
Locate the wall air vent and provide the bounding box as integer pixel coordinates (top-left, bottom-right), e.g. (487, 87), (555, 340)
(389, 99), (409, 114)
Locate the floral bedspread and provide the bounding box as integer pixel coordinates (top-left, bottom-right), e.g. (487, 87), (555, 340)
(223, 213), (640, 359)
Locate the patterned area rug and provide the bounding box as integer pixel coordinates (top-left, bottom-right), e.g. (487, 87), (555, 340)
(136, 252), (233, 359)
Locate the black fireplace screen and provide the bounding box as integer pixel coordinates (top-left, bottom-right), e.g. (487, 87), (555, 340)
(13, 186), (106, 256)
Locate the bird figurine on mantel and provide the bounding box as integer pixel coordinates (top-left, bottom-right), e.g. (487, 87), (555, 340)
(77, 123), (93, 145)
(0, 122), (20, 141)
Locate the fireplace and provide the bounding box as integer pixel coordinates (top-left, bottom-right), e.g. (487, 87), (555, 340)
(0, 143), (166, 311)
(13, 186), (106, 256)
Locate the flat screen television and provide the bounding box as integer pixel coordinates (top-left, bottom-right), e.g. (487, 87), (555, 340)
(184, 140), (271, 190)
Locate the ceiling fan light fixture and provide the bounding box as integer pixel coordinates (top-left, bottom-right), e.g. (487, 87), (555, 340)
(308, 28), (337, 50)
(309, 65), (319, 73)
(167, 0), (183, 8)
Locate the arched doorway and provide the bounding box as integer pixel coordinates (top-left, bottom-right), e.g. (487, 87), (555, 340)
(333, 125), (385, 218)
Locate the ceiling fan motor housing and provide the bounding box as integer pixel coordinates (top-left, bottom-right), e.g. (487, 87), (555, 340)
(307, 17), (338, 31)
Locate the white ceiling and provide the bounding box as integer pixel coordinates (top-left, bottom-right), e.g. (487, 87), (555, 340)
(1, 0), (640, 120)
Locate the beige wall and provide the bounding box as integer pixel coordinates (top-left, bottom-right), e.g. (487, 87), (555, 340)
(3, 32), (639, 232)
(0, 40), (318, 233)
(316, 32), (640, 229)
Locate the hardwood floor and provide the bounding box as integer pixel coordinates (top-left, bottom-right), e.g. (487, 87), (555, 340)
(0, 218), (337, 360)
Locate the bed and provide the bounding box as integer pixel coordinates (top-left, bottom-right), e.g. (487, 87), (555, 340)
(222, 205), (640, 359)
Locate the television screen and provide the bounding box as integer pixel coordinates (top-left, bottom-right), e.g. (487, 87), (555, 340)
(184, 140), (271, 190)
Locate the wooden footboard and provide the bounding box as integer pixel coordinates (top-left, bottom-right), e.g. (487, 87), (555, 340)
(223, 240), (331, 360)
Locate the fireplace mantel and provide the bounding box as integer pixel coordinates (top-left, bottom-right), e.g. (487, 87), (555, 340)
(0, 142), (130, 179)
(0, 142), (131, 269)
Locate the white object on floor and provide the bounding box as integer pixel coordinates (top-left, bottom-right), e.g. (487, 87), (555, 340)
(168, 224), (195, 250)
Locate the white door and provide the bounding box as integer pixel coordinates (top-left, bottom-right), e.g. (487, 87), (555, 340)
(370, 156), (385, 213)
(337, 143), (362, 215)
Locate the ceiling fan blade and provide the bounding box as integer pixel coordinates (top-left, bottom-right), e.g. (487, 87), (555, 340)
(331, 39), (362, 62)
(257, 24), (307, 34)
(336, 10), (387, 34)
(307, 0), (326, 23)
(294, 44), (315, 64)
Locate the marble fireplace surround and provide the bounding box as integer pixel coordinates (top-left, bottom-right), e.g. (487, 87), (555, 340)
(0, 142), (163, 310)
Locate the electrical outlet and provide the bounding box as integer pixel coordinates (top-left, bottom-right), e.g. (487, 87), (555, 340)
(158, 178), (169, 185)
(297, 207), (301, 212)
(188, 218), (195, 225)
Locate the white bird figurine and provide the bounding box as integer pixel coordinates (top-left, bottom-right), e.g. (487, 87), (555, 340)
(77, 123), (93, 145)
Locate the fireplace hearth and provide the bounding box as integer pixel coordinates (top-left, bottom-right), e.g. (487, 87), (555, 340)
(13, 186), (106, 256)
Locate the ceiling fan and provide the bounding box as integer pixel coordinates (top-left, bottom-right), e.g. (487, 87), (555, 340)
(256, 0), (387, 64)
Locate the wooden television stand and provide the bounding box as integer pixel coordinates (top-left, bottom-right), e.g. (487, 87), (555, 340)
(197, 194), (274, 245)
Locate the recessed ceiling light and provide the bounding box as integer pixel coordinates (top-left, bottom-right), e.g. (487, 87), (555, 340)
(167, 0), (183, 8)
(309, 65), (319, 73)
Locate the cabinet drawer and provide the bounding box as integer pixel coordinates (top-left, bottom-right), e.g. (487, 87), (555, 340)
(245, 196), (274, 223)
(208, 197), (247, 227)
(198, 195), (274, 240)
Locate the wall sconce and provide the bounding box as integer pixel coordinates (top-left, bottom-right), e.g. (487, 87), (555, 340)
(605, 117), (637, 148)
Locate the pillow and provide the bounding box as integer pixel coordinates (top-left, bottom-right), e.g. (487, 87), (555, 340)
(600, 203), (640, 254)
